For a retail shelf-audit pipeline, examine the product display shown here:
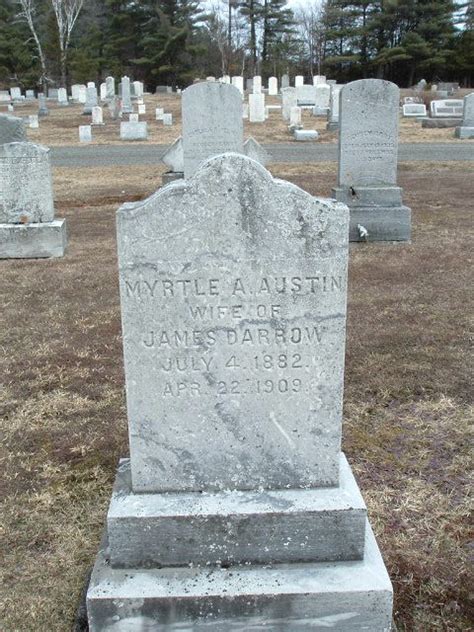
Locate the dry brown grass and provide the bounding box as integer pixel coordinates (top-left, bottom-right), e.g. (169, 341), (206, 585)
(0, 161), (473, 631)
(2, 92), (473, 146)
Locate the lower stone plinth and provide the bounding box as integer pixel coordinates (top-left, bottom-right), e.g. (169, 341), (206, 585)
(0, 219), (67, 258)
(454, 126), (474, 139)
(332, 187), (411, 242)
(107, 454), (366, 568)
(421, 117), (461, 128)
(87, 521), (393, 631)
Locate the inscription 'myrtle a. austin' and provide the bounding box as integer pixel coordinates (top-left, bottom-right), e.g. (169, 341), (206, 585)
(124, 275), (343, 299)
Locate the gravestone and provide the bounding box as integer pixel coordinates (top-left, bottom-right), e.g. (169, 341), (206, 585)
(281, 73), (290, 89)
(79, 125), (92, 142)
(155, 107), (164, 120)
(49, 88), (59, 99)
(231, 76), (244, 96)
(38, 95), (49, 116)
(133, 81), (144, 98)
(332, 79), (411, 242)
(402, 103), (427, 117)
(86, 152), (393, 630)
(0, 91), (11, 102)
(57, 87), (68, 105)
(243, 136), (269, 165)
(83, 85), (98, 115)
(327, 85), (342, 130)
(0, 142), (67, 258)
(25, 90), (35, 100)
(10, 87), (22, 100)
(289, 105), (302, 125)
(281, 87), (297, 120)
(106, 76), (115, 100)
(268, 76), (278, 95)
(161, 136), (184, 174)
(28, 115), (39, 129)
(0, 114), (26, 145)
(430, 99), (463, 118)
(121, 76), (133, 114)
(71, 84), (82, 101)
(296, 84), (316, 106)
(182, 82), (243, 178)
(100, 83), (107, 101)
(294, 75), (304, 87)
(249, 93), (265, 122)
(313, 75), (326, 85)
(108, 97), (120, 120)
(92, 106), (104, 125)
(162, 113), (172, 125)
(294, 129), (318, 141)
(129, 113), (139, 123)
(120, 121), (148, 140)
(253, 75), (262, 94)
(138, 103), (146, 115)
(246, 78), (253, 92)
(313, 83), (331, 115)
(455, 92), (474, 139)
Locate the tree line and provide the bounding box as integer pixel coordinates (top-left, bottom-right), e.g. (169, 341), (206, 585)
(0, 0), (472, 91)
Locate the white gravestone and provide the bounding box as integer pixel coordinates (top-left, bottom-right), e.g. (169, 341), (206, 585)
(243, 136), (269, 165)
(281, 87), (297, 121)
(0, 142), (66, 258)
(430, 99), (463, 118)
(57, 87), (68, 105)
(313, 75), (326, 85)
(138, 103), (146, 115)
(281, 73), (290, 88)
(86, 153), (393, 630)
(121, 76), (133, 114)
(83, 86), (98, 115)
(162, 113), (172, 125)
(79, 125), (92, 142)
(268, 76), (278, 95)
(249, 93), (265, 122)
(327, 85), (342, 130)
(71, 84), (82, 101)
(105, 76), (115, 100)
(231, 76), (244, 96)
(455, 92), (474, 139)
(290, 105), (302, 126)
(29, 115), (39, 129)
(38, 95), (49, 116)
(155, 107), (164, 120)
(402, 103), (427, 117)
(92, 106), (104, 125)
(297, 84), (317, 106)
(129, 113), (139, 123)
(0, 114), (26, 144)
(182, 82), (243, 178)
(253, 75), (262, 94)
(10, 87), (22, 100)
(295, 75), (304, 87)
(120, 121), (148, 140)
(332, 79), (411, 242)
(313, 84), (331, 115)
(100, 83), (107, 101)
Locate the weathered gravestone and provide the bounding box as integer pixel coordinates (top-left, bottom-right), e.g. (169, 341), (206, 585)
(86, 153), (393, 630)
(120, 121), (148, 140)
(57, 87), (68, 105)
(38, 94), (49, 116)
(249, 92), (265, 122)
(0, 142), (67, 258)
(327, 85), (342, 130)
(313, 83), (331, 115)
(83, 85), (98, 115)
(402, 103), (427, 117)
(0, 114), (26, 145)
(296, 84), (316, 106)
(92, 106), (104, 125)
(294, 74), (304, 87)
(455, 92), (474, 139)
(231, 75), (244, 96)
(105, 76), (115, 100)
(268, 76), (278, 95)
(332, 79), (411, 242)
(79, 125), (92, 142)
(120, 76), (133, 114)
(281, 73), (290, 89)
(182, 82), (243, 178)
(281, 86), (297, 121)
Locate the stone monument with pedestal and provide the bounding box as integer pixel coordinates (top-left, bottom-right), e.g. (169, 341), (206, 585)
(454, 93), (474, 139)
(332, 79), (411, 242)
(86, 152), (393, 631)
(0, 142), (67, 258)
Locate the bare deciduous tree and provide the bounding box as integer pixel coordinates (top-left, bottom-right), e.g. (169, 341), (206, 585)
(50, 0), (86, 87)
(295, 1), (326, 77)
(16, 0), (48, 89)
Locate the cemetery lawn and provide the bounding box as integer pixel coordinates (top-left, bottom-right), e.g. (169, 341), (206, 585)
(4, 92), (474, 146)
(1, 160), (473, 631)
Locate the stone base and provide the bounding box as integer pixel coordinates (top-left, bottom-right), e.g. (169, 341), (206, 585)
(454, 126), (474, 139)
(332, 187), (411, 242)
(107, 454), (366, 568)
(326, 121), (339, 131)
(0, 219), (67, 258)
(421, 117), (461, 128)
(162, 171), (184, 185)
(87, 521), (393, 631)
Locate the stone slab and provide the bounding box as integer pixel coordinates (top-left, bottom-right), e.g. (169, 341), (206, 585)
(454, 126), (474, 139)
(332, 185), (403, 207)
(0, 219), (67, 258)
(337, 203), (411, 242)
(117, 154), (349, 494)
(294, 130), (318, 141)
(421, 117), (461, 128)
(107, 453), (367, 568)
(120, 121), (148, 141)
(87, 520), (393, 631)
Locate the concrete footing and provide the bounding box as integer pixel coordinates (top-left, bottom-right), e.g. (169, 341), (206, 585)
(454, 126), (474, 139)
(0, 218), (67, 258)
(87, 453), (393, 629)
(87, 521), (393, 631)
(332, 186), (411, 242)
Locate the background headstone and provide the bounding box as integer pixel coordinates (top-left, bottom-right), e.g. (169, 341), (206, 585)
(455, 92), (474, 139)
(281, 87), (297, 121)
(92, 106), (104, 125)
(121, 76), (133, 114)
(249, 93), (265, 122)
(120, 121), (148, 140)
(268, 76), (278, 95)
(79, 125), (92, 142)
(0, 114), (26, 145)
(182, 82), (243, 178)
